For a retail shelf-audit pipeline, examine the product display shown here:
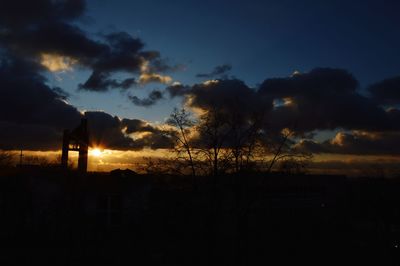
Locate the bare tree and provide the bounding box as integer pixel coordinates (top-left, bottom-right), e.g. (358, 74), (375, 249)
(196, 106), (232, 177)
(166, 108), (197, 177)
(140, 157), (176, 175)
(227, 109), (266, 173)
(278, 156), (312, 175)
(260, 127), (313, 174)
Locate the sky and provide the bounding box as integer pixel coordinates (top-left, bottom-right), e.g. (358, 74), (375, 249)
(46, 0), (400, 121)
(0, 0), (399, 174)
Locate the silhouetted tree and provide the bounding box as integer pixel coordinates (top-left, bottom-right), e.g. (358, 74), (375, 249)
(166, 108), (197, 177)
(226, 108), (265, 173)
(140, 157), (178, 175)
(196, 106), (232, 177)
(260, 128), (313, 174)
(278, 157), (311, 175)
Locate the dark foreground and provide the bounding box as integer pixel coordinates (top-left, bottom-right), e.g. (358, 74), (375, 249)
(1, 168), (400, 265)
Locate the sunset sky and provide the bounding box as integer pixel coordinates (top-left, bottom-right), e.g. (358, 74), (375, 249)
(0, 0), (399, 174)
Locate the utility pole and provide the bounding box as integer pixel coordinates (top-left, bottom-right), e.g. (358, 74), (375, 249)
(19, 149), (23, 167)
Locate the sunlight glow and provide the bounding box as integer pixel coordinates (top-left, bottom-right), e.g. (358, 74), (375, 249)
(90, 148), (103, 157)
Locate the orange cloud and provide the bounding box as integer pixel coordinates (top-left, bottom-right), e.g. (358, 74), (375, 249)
(40, 53), (77, 72)
(138, 73), (172, 85)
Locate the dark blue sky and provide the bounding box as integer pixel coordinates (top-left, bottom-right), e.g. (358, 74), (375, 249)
(51, 0), (400, 121)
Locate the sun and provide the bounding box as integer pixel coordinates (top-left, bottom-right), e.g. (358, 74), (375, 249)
(90, 148), (103, 157)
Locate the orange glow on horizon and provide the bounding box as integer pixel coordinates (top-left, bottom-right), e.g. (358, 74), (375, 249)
(4, 149), (400, 176)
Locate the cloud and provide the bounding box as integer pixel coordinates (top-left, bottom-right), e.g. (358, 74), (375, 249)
(165, 69), (400, 157)
(83, 111), (134, 149)
(258, 68), (399, 133)
(169, 68), (389, 135)
(78, 71), (136, 92)
(0, 44), (165, 151)
(196, 64), (232, 79)
(0, 57), (82, 129)
(52, 87), (71, 100)
(166, 83), (191, 97)
(137, 58), (174, 85)
(138, 73), (172, 85)
(168, 79), (263, 114)
(0, 0), (86, 27)
(0, 1), (175, 92)
(121, 118), (159, 134)
(1, 1), (399, 158)
(0, 0), (177, 152)
(0, 56), (82, 150)
(0, 121), (64, 151)
(167, 69), (400, 137)
(83, 111), (172, 150)
(296, 131), (400, 155)
(1, 21), (107, 65)
(368, 76), (400, 105)
(129, 90), (164, 107)
(40, 53), (77, 72)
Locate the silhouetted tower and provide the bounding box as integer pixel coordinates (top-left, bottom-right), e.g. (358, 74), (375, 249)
(61, 118), (89, 173)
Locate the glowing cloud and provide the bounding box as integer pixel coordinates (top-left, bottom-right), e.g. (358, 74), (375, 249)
(40, 53), (77, 72)
(291, 70), (302, 77)
(203, 79), (220, 86)
(331, 132), (347, 146)
(138, 59), (173, 85)
(138, 73), (172, 85)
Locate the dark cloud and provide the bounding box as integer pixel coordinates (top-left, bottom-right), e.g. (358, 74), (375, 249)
(166, 83), (191, 97)
(74, 31), (174, 91)
(121, 118), (174, 149)
(368, 76), (400, 105)
(0, 0), (86, 28)
(0, 56), (82, 150)
(168, 79), (263, 114)
(166, 69), (400, 157)
(78, 71), (136, 92)
(168, 69), (400, 136)
(0, 0), (399, 158)
(84, 111), (172, 150)
(129, 90), (164, 107)
(259, 68), (358, 97)
(83, 111), (134, 149)
(297, 131), (400, 155)
(0, 121), (63, 151)
(52, 87), (71, 100)
(0, 0), (175, 151)
(258, 68), (398, 133)
(145, 57), (185, 73)
(1, 22), (106, 62)
(0, 57), (81, 129)
(0, 1), (175, 92)
(0, 40), (164, 151)
(121, 118), (158, 134)
(130, 132), (173, 150)
(171, 69), (389, 134)
(196, 64), (232, 79)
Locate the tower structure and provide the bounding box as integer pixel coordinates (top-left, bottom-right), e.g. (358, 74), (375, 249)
(61, 118), (89, 173)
